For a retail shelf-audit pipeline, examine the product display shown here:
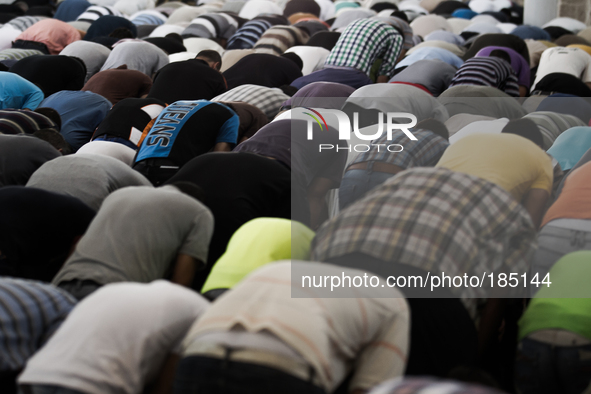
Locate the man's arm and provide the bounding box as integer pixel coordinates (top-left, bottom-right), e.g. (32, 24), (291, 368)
(212, 142), (232, 152)
(376, 75), (389, 83)
(170, 254), (201, 287)
(519, 85), (528, 97)
(522, 188), (550, 228)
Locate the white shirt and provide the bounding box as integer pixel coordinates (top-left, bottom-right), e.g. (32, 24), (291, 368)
(76, 140), (136, 166)
(449, 118), (509, 144)
(285, 46), (330, 75)
(532, 47), (591, 91)
(19, 281), (209, 394)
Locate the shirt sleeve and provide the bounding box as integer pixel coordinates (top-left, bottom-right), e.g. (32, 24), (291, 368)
(215, 113), (240, 144)
(22, 82), (44, 110)
(377, 34), (403, 78)
(178, 207), (214, 263)
(349, 310), (410, 392)
(530, 152), (554, 193)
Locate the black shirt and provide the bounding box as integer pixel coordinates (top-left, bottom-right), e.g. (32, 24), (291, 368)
(0, 186), (95, 282)
(165, 152), (291, 288)
(9, 55), (86, 97)
(0, 134), (61, 187)
(147, 59), (227, 104)
(233, 118), (348, 188)
(223, 53), (303, 90)
(143, 37), (187, 55)
(134, 100), (239, 167)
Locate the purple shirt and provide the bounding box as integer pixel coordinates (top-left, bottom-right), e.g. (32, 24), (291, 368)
(475, 46), (530, 88)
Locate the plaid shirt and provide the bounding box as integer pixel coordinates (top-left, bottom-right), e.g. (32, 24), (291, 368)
(311, 167), (536, 314)
(324, 19), (404, 77)
(212, 84), (289, 119)
(0, 278), (76, 371)
(351, 129), (449, 169)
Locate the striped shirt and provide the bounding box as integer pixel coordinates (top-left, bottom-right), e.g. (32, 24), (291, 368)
(130, 10), (167, 27)
(0, 109), (58, 134)
(227, 19), (272, 50)
(0, 278), (76, 371)
(325, 19), (404, 77)
(351, 129), (449, 169)
(182, 13), (238, 40)
(449, 57), (520, 97)
(8, 16), (46, 32)
(76, 6), (122, 24)
(212, 84), (289, 119)
(0, 49), (44, 62)
(183, 261), (409, 393)
(253, 26), (309, 55)
(311, 167), (536, 316)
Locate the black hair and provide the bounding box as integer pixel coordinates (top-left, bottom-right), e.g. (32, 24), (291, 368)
(414, 118), (449, 141)
(391, 10), (409, 23)
(34, 107), (62, 130)
(371, 2), (399, 12)
(279, 85), (298, 97)
(109, 28), (134, 39)
(33, 129), (72, 154)
(280, 52), (303, 71)
(489, 49), (511, 64)
(167, 181), (206, 203)
(196, 49), (222, 66)
(501, 118), (544, 148)
(165, 32), (184, 43)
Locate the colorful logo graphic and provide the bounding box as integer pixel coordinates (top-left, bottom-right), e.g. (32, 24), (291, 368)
(303, 107), (328, 131)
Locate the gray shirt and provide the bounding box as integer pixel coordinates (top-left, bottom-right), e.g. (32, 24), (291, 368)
(26, 154), (152, 211)
(52, 185), (214, 286)
(389, 59), (457, 96)
(100, 41), (169, 77)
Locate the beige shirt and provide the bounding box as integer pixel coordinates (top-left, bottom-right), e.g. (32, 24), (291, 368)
(182, 261), (410, 393)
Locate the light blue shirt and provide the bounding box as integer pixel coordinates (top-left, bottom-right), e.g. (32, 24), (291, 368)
(396, 47), (464, 70)
(0, 72), (44, 110)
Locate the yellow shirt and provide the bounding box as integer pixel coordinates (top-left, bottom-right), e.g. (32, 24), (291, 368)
(201, 218), (315, 293)
(436, 133), (553, 201)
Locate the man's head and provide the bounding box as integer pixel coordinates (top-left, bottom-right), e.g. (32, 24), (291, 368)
(196, 50), (222, 71)
(489, 49), (511, 64)
(415, 118), (449, 141)
(33, 129), (72, 155)
(34, 107), (62, 130)
(501, 118), (544, 148)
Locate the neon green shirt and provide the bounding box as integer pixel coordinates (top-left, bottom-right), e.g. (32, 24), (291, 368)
(201, 218), (315, 293)
(519, 251), (591, 340)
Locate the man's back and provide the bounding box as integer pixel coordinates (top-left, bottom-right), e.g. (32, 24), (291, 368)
(18, 281), (209, 394)
(52, 185), (214, 285)
(134, 100), (239, 168)
(533, 47), (591, 90)
(184, 261), (409, 393)
(148, 59), (227, 103)
(436, 133), (553, 201)
(324, 19), (403, 78)
(449, 56), (520, 97)
(26, 154), (152, 211)
(0, 278), (76, 372)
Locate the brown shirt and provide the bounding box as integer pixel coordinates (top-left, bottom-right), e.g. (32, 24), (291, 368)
(82, 65), (152, 105)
